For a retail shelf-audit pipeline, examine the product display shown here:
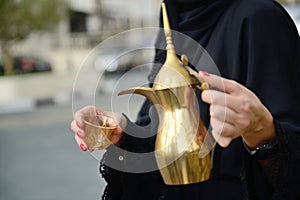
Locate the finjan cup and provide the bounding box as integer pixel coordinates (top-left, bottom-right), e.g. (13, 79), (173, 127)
(82, 113), (118, 150)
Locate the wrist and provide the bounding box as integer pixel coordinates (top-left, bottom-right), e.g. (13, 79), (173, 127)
(242, 136), (278, 160)
(243, 109), (276, 149)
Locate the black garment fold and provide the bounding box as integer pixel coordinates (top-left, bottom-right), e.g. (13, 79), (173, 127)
(101, 0), (300, 199)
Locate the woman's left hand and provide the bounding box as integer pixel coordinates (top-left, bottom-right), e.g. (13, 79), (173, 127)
(198, 71), (276, 148)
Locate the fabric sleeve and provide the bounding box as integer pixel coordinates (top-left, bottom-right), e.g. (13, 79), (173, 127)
(99, 50), (165, 200)
(99, 100), (160, 200)
(241, 2), (300, 199)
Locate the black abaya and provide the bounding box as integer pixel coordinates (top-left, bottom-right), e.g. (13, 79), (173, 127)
(101, 0), (300, 199)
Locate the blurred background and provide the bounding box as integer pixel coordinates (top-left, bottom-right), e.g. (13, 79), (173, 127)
(0, 0), (299, 200)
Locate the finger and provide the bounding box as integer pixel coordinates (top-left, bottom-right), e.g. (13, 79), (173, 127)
(70, 120), (77, 133)
(210, 117), (238, 142)
(210, 105), (238, 125)
(114, 126), (124, 135)
(214, 135), (233, 148)
(74, 106), (99, 128)
(73, 113), (85, 130)
(74, 134), (87, 151)
(210, 106), (254, 140)
(199, 71), (241, 94)
(70, 120), (85, 138)
(210, 117), (223, 141)
(111, 134), (122, 145)
(202, 90), (242, 112)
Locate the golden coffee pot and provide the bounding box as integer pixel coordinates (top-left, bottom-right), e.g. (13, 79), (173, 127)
(118, 3), (212, 185)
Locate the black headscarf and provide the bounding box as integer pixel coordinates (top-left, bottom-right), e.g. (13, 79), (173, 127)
(149, 0), (231, 82)
(165, 0), (231, 42)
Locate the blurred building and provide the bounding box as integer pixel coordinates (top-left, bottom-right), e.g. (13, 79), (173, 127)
(10, 0), (162, 74)
(65, 0), (161, 48)
(11, 0), (300, 74)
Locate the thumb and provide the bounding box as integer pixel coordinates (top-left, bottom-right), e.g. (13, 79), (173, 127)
(198, 71), (237, 94)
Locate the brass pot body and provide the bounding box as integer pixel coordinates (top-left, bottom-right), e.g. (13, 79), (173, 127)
(118, 3), (212, 185)
(119, 81), (212, 185)
(154, 86), (211, 185)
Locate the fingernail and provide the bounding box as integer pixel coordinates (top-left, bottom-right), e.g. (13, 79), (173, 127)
(77, 131), (83, 138)
(76, 121), (82, 128)
(80, 144), (86, 151)
(201, 71), (210, 76)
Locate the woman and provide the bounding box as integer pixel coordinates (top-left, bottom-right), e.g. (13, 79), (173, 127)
(71, 0), (300, 199)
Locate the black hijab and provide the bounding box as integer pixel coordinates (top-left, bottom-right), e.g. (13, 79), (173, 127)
(149, 0), (231, 82)
(165, 0), (231, 42)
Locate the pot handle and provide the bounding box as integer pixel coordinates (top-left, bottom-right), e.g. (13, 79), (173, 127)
(181, 54), (209, 91)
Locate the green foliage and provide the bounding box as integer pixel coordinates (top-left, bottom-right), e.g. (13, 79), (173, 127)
(0, 0), (68, 76)
(0, 0), (67, 41)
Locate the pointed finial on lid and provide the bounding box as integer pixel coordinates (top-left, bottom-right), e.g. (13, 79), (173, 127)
(162, 2), (175, 53)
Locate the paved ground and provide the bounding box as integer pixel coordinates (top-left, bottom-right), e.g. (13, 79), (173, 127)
(0, 69), (150, 200)
(0, 103), (105, 200)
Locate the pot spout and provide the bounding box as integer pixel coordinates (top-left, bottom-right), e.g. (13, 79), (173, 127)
(118, 87), (159, 106)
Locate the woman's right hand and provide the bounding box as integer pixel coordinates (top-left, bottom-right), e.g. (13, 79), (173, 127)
(70, 105), (125, 151)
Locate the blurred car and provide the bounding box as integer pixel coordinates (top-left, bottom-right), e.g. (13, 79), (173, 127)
(0, 55), (52, 75)
(14, 56), (52, 73)
(94, 48), (154, 74)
